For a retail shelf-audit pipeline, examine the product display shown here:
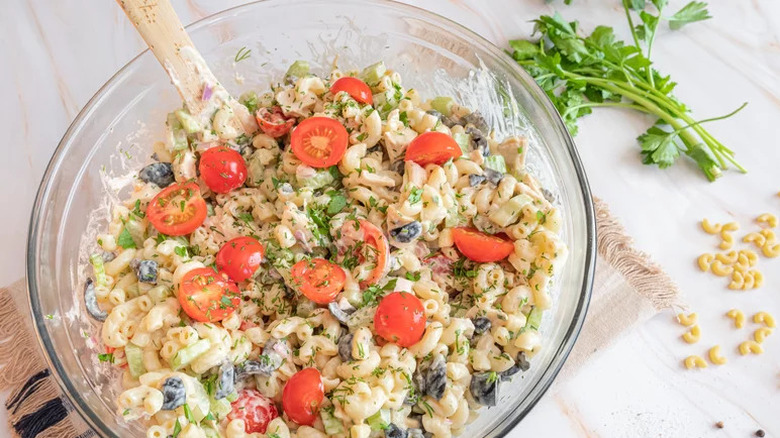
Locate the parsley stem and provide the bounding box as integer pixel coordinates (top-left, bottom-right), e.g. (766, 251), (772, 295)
(568, 73), (727, 177)
(562, 101), (651, 117)
(567, 73), (745, 173)
(622, 0), (643, 50)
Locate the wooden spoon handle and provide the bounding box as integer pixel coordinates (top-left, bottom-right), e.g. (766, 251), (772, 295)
(117, 0), (211, 114)
(116, 0), (257, 135)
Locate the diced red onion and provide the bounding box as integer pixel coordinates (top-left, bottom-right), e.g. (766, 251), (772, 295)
(201, 84), (213, 101)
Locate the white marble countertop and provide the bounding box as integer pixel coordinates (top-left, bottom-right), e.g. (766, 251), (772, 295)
(2, 0), (779, 436)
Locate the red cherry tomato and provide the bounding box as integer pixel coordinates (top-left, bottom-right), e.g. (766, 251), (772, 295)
(291, 258), (346, 304)
(216, 236), (265, 283)
(146, 182), (207, 236)
(198, 146), (248, 194)
(451, 227), (514, 263)
(290, 117), (348, 168)
(255, 106), (296, 138)
(228, 389), (279, 434)
(330, 77), (373, 105)
(374, 292), (426, 347)
(339, 220), (389, 288)
(282, 368), (324, 426)
(405, 131), (462, 166)
(178, 268), (240, 322)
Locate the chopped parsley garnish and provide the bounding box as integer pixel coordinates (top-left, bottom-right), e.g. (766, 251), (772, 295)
(174, 246), (189, 258)
(399, 111), (409, 127)
(131, 199), (145, 218)
(408, 187), (423, 205)
(327, 193), (348, 215)
(117, 227), (136, 249)
(361, 278), (397, 307)
(234, 46), (252, 63)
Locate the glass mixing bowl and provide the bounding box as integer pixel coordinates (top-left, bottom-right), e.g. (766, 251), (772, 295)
(27, 0), (596, 436)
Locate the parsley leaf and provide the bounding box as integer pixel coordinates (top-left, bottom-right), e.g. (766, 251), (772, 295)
(405, 271), (421, 281)
(174, 246), (189, 258)
(638, 125), (680, 168)
(117, 227), (136, 249)
(173, 419), (182, 438)
(97, 353), (114, 363)
(327, 193), (348, 215)
(668, 1), (711, 29)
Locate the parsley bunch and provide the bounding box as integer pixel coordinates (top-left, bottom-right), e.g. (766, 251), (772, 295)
(509, 0), (746, 181)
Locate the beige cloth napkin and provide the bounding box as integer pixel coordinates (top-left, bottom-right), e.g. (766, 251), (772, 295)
(0, 198), (680, 438)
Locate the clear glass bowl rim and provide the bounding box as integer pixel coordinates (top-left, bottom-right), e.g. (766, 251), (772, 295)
(26, 0), (597, 436)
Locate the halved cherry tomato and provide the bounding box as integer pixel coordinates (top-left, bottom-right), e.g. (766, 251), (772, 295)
(290, 117), (348, 168)
(216, 236), (265, 283)
(146, 182), (207, 236)
(255, 106), (296, 138)
(291, 258), (346, 304)
(405, 131), (462, 166)
(178, 267), (241, 322)
(199, 146), (248, 194)
(451, 227), (514, 263)
(330, 77), (373, 105)
(374, 292), (426, 347)
(228, 389), (279, 434)
(338, 220), (389, 288)
(282, 368), (324, 426)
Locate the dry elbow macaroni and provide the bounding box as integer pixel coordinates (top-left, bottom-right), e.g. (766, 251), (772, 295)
(696, 213), (780, 290)
(82, 62), (567, 438)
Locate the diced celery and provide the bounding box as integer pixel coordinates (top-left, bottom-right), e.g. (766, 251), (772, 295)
(286, 60), (310, 79)
(125, 218), (146, 248)
(89, 253), (108, 288)
(346, 305), (376, 328)
(321, 409), (344, 435)
(225, 391), (238, 403)
(374, 90), (400, 118)
(430, 96), (455, 116)
(171, 339), (210, 370)
(366, 409), (391, 431)
(526, 306), (543, 330)
(246, 151), (265, 188)
(166, 113), (189, 150)
(296, 297), (319, 318)
(125, 343), (146, 378)
(189, 380), (212, 423)
(174, 109), (202, 134)
(483, 155), (507, 174)
(360, 61), (387, 85)
(300, 169), (335, 189)
(209, 396), (232, 419)
(445, 205), (463, 228)
(202, 427), (220, 438)
(488, 194), (533, 227)
(454, 133), (471, 154)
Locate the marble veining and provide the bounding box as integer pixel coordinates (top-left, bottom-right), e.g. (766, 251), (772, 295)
(2, 0), (779, 436)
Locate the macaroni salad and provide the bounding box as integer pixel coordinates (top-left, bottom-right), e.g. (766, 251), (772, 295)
(86, 61), (568, 438)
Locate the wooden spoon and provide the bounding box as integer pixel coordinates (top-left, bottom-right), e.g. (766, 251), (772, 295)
(116, 0), (257, 137)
